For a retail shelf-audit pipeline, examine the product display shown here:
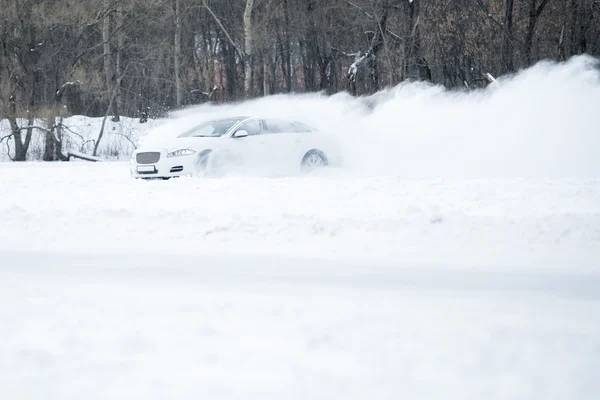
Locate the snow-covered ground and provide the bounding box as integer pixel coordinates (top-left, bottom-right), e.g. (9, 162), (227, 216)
(1, 162), (599, 399)
(1, 162), (600, 269)
(2, 249), (599, 400)
(1, 56), (600, 399)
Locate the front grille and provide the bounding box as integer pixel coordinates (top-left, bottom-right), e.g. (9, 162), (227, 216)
(136, 152), (160, 164)
(170, 166), (184, 173)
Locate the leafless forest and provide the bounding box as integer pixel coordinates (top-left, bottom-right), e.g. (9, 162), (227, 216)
(1, 0), (598, 160)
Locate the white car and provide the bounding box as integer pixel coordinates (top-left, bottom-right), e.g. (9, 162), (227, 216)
(130, 116), (342, 179)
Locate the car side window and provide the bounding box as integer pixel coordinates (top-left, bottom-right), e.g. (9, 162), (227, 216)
(236, 119), (262, 136)
(264, 119), (296, 134)
(292, 122), (314, 133)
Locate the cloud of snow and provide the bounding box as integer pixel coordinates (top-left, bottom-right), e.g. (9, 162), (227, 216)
(145, 55), (600, 178)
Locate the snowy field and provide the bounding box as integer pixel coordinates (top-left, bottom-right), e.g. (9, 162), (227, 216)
(1, 162), (599, 399)
(1, 162), (600, 268)
(1, 56), (600, 399)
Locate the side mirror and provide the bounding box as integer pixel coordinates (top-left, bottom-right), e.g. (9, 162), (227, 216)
(234, 130), (248, 138)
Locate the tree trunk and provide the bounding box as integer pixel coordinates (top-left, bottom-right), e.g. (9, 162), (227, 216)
(103, 0), (119, 119)
(525, 0), (537, 65)
(557, 0), (567, 60)
(43, 117), (56, 161)
(103, 0), (113, 92)
(22, 74), (35, 157)
(94, 81), (120, 157)
(567, 0), (591, 55)
(55, 116), (65, 160)
(369, 0), (391, 92)
(279, 31), (292, 91)
(302, 0), (321, 92)
(114, 0), (123, 121)
(403, 0), (422, 82)
(269, 43), (277, 94)
(24, 114), (34, 158)
(7, 94), (26, 161)
(263, 53), (270, 96)
(43, 85), (71, 162)
(283, 0), (292, 92)
(569, 0), (580, 55)
(576, 0), (592, 53)
(243, 0), (254, 98)
(525, 0), (552, 66)
(502, 0), (515, 72)
(174, 0), (183, 107)
(192, 44), (206, 102)
(223, 41), (237, 100)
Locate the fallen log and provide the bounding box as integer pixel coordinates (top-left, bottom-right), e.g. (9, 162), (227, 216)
(67, 151), (103, 162)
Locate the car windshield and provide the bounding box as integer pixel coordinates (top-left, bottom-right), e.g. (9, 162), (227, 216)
(179, 118), (245, 138)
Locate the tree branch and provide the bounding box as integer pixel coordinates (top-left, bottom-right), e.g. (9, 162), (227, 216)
(57, 123), (84, 142)
(4, 140), (14, 161)
(202, 0), (243, 58)
(346, 1), (402, 42)
(474, 0), (525, 47)
(536, 0), (552, 18)
(55, 80), (82, 101)
(71, 15), (127, 69)
(0, 133), (15, 145)
(347, 1), (374, 19)
(109, 131), (137, 150)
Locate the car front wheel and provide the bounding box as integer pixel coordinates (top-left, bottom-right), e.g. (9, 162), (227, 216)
(301, 150), (328, 171)
(194, 150), (213, 176)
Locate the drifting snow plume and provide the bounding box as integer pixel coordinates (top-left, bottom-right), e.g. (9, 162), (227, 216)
(144, 55), (600, 178)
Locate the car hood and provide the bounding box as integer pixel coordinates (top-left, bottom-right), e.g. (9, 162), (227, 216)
(138, 136), (224, 152)
(167, 136), (224, 150)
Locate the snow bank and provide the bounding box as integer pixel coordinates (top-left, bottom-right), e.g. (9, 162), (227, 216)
(0, 116), (163, 161)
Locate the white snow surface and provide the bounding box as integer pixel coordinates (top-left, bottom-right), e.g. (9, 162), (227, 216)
(1, 162), (600, 268)
(1, 56), (600, 399)
(1, 162), (600, 399)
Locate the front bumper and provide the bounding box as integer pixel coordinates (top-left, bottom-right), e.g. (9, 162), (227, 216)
(129, 149), (196, 179)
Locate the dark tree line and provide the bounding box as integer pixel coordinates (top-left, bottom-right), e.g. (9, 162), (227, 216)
(1, 0), (599, 160)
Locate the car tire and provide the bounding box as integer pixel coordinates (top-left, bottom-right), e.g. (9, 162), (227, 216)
(301, 150), (328, 171)
(194, 150), (212, 176)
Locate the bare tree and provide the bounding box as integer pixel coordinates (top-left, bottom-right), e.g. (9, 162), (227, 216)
(174, 0), (183, 107)
(115, 0), (124, 119)
(244, 0), (255, 98)
(1, 0), (599, 162)
(6, 94), (33, 161)
(103, 0), (115, 109)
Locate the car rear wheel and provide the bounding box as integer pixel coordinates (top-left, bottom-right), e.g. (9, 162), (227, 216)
(301, 150), (328, 171)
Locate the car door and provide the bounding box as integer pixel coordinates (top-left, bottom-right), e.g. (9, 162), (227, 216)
(263, 119), (304, 170)
(223, 118), (265, 169)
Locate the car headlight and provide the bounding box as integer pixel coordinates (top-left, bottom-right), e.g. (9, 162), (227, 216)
(167, 149), (196, 158)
